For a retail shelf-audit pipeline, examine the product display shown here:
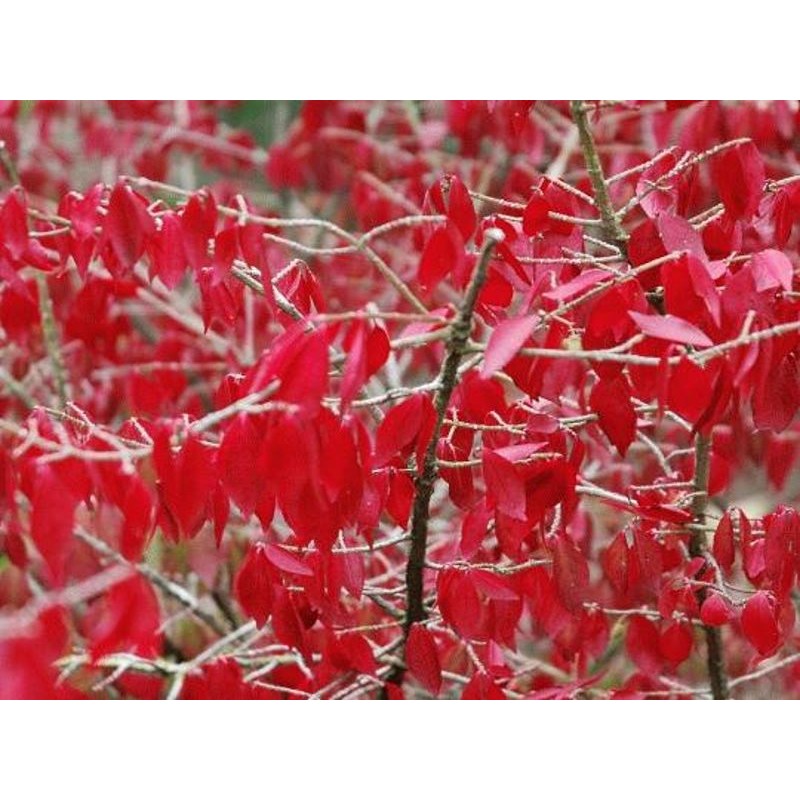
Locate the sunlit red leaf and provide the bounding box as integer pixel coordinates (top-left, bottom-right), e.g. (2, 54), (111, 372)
(629, 310), (713, 347)
(480, 315), (537, 378)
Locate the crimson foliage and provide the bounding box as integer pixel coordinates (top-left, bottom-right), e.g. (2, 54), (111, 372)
(2, 100), (800, 699)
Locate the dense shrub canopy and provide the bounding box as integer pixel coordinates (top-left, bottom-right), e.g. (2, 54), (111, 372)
(2, 100), (800, 699)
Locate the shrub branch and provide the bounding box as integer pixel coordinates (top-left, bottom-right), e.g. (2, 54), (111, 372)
(570, 100), (629, 257)
(689, 433), (730, 700)
(385, 229), (503, 691)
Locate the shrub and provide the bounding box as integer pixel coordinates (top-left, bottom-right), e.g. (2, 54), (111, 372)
(2, 100), (800, 699)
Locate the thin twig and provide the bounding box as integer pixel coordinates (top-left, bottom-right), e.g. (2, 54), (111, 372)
(35, 274), (70, 409)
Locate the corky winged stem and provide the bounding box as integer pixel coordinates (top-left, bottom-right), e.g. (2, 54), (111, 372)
(570, 100), (629, 258)
(689, 433), (730, 699)
(385, 229), (503, 691)
(570, 103), (728, 697)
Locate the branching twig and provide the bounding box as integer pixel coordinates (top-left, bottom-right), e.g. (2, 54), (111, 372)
(75, 528), (228, 637)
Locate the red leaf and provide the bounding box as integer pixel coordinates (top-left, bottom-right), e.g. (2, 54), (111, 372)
(766, 435), (798, 491)
(741, 591), (780, 656)
(712, 512), (736, 575)
(700, 594), (734, 627)
(118, 474), (154, 561)
(104, 183), (155, 273)
(87, 574), (161, 661)
(749, 249), (793, 293)
(263, 543), (313, 576)
(752, 353), (800, 433)
(365, 324), (391, 375)
(712, 141), (765, 221)
(418, 223), (464, 289)
(662, 253), (721, 328)
(667, 357), (716, 425)
(181, 658), (259, 700)
(461, 672), (506, 699)
(460, 502), (493, 559)
(180, 192), (216, 270)
(543, 268), (608, 304)
(29, 463), (80, 585)
(659, 622), (693, 666)
(590, 375), (637, 456)
(438, 569), (482, 639)
(405, 623), (442, 696)
(602, 532), (630, 597)
(480, 315), (537, 378)
(629, 214), (707, 280)
(626, 616), (663, 676)
(234, 543), (273, 627)
(271, 586), (308, 654)
(385, 468), (414, 526)
(149, 212), (187, 289)
(331, 551), (365, 600)
(482, 450), (526, 521)
(341, 319), (390, 409)
(764, 506), (799, 594)
(218, 415), (264, 519)
(629, 311), (713, 347)
(522, 180), (577, 237)
(447, 176), (477, 240)
(522, 191), (551, 236)
(332, 632), (377, 677)
(636, 152), (680, 218)
(0, 189), (29, 261)
(552, 536), (590, 612)
(471, 570), (518, 601)
(154, 429), (216, 540)
(245, 325), (329, 415)
(633, 529), (664, 591)
(212, 485), (229, 548)
(374, 394), (434, 467)
(739, 512), (764, 583)
(0, 608), (75, 699)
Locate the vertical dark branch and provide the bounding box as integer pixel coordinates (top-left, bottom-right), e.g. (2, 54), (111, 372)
(385, 229), (503, 691)
(570, 103), (728, 698)
(569, 100), (629, 258)
(690, 433), (730, 700)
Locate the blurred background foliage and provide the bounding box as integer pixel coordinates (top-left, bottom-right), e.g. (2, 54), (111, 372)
(220, 100), (302, 147)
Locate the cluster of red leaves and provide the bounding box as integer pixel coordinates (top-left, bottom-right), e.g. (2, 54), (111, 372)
(3, 100), (800, 699)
